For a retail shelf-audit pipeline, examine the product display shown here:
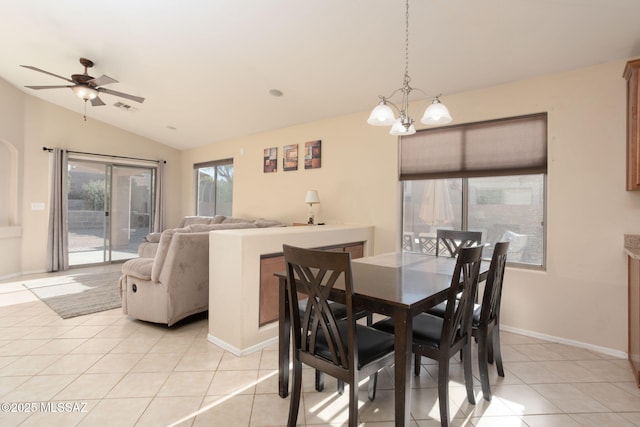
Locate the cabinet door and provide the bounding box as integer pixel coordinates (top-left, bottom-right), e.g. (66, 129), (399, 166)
(624, 59), (640, 190)
(629, 257), (640, 385)
(259, 255), (285, 326)
(343, 242), (364, 259)
(258, 242), (365, 326)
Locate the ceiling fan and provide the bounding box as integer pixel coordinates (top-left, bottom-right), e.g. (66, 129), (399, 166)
(20, 57), (145, 107)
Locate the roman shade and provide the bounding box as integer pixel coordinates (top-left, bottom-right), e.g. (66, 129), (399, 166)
(400, 113), (547, 180)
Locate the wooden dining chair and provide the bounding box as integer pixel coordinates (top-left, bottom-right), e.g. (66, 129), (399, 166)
(436, 229), (483, 257)
(373, 245), (484, 427)
(283, 245), (396, 427)
(297, 298), (372, 393)
(473, 240), (509, 400)
(425, 241), (509, 401)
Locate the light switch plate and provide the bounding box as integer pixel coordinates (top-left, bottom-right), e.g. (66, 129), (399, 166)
(31, 202), (45, 211)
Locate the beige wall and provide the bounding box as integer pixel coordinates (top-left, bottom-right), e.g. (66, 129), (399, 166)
(180, 110), (403, 254)
(2, 57), (637, 354)
(0, 81), (182, 277)
(182, 59), (638, 354)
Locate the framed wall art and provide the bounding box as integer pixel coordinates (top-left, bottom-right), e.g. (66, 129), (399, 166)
(263, 147), (277, 173)
(304, 140), (321, 169)
(283, 144), (298, 171)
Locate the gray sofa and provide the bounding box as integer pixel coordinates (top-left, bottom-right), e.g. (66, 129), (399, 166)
(119, 215), (285, 326)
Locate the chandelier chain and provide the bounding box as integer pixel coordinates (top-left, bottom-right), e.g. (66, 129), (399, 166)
(404, 0), (410, 84)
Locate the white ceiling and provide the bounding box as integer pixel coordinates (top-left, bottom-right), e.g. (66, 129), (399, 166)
(1, 0), (639, 150)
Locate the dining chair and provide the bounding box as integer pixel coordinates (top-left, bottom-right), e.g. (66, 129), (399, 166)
(473, 240), (509, 400)
(436, 229), (483, 257)
(297, 298), (373, 393)
(283, 244), (396, 427)
(425, 241), (509, 401)
(373, 245), (484, 427)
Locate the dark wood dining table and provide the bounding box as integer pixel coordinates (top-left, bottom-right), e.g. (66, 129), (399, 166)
(276, 251), (489, 427)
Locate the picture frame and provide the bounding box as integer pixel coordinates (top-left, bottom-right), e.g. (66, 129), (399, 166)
(283, 144), (298, 171)
(263, 147), (277, 173)
(304, 140), (321, 169)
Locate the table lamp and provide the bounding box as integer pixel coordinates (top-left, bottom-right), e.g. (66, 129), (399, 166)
(305, 190), (320, 224)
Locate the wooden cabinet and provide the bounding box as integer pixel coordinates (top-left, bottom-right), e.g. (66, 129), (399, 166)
(259, 241), (364, 326)
(629, 256), (640, 386)
(624, 59), (640, 191)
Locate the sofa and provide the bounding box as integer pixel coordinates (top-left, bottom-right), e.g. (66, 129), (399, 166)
(137, 215), (284, 258)
(119, 215), (285, 326)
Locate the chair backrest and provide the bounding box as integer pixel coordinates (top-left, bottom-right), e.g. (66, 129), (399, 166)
(283, 244), (356, 372)
(436, 229), (483, 257)
(441, 245), (484, 349)
(479, 241), (509, 327)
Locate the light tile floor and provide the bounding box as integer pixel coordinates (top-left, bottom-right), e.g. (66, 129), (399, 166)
(1, 265), (640, 426)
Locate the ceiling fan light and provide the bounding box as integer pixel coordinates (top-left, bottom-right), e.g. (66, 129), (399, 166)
(421, 97), (452, 125)
(367, 101), (396, 126)
(72, 85), (98, 101)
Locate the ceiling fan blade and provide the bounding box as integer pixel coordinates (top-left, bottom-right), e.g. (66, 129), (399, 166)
(88, 74), (118, 87)
(25, 85), (73, 90)
(91, 96), (106, 107)
(20, 65), (74, 83)
(98, 87), (145, 103)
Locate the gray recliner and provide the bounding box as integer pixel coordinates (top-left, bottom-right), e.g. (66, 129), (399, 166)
(119, 229), (210, 326)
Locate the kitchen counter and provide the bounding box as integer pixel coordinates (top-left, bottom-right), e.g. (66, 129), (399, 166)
(625, 234), (640, 259)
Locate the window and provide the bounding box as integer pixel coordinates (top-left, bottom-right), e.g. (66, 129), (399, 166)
(400, 114), (547, 268)
(195, 159), (233, 216)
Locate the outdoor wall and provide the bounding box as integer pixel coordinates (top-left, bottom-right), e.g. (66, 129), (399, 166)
(181, 58), (638, 355)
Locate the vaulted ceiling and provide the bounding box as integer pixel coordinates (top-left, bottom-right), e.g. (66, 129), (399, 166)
(1, 0), (639, 150)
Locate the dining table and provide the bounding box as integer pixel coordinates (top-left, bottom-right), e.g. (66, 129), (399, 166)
(276, 251), (489, 427)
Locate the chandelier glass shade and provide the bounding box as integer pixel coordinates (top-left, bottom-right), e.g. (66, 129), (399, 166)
(367, 0), (452, 136)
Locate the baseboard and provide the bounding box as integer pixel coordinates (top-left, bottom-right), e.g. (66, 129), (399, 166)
(0, 268), (47, 282)
(207, 333), (278, 357)
(501, 324), (627, 359)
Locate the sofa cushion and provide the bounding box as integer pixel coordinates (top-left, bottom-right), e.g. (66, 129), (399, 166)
(210, 215), (226, 224)
(254, 218), (286, 228)
(222, 217), (251, 224)
(187, 222), (257, 232)
(151, 229), (177, 282)
(183, 216), (214, 227)
(144, 232), (161, 243)
(121, 258), (153, 280)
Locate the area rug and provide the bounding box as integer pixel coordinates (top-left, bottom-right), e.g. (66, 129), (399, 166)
(23, 270), (122, 319)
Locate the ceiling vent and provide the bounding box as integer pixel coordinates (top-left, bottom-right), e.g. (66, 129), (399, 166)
(113, 101), (138, 112)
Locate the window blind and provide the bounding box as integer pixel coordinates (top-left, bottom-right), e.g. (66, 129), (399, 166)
(194, 158), (233, 169)
(399, 113), (547, 180)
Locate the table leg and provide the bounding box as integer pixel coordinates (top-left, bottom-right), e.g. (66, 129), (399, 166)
(394, 309), (412, 427)
(278, 276), (290, 398)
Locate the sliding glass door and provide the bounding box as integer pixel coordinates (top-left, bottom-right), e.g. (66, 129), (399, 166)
(67, 159), (154, 266)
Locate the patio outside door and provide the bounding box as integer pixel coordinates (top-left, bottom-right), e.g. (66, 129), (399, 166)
(67, 159), (154, 266)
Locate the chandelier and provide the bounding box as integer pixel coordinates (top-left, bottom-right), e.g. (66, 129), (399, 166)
(367, 0), (452, 136)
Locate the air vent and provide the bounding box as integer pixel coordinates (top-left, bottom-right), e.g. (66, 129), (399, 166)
(113, 101), (138, 112)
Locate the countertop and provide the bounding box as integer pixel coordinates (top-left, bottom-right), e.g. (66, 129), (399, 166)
(625, 234), (640, 259)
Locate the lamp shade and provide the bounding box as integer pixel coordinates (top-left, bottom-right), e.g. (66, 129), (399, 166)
(305, 190), (320, 204)
(367, 102), (395, 126)
(390, 119), (416, 136)
(71, 85), (98, 101)
(421, 98), (452, 125)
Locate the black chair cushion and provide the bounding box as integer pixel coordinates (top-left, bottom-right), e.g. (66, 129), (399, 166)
(373, 313), (451, 350)
(426, 302), (482, 325)
(313, 321), (395, 369)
